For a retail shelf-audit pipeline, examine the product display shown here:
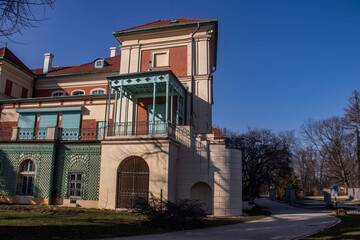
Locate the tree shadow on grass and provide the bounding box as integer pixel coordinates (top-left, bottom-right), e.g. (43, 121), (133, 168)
(306, 215), (360, 240)
(0, 222), (169, 240)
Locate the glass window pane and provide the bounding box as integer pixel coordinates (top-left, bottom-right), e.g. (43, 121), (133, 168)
(29, 162), (34, 171)
(22, 162), (27, 172)
(68, 173), (82, 197)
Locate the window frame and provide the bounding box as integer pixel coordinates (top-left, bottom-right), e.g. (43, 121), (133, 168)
(51, 90), (66, 97)
(68, 172), (83, 198)
(91, 88), (106, 95)
(71, 90), (85, 96)
(151, 50), (170, 68)
(94, 59), (104, 68)
(18, 160), (35, 196)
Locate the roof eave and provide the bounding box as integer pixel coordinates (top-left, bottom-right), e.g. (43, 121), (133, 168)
(35, 69), (119, 79)
(0, 57), (35, 77)
(113, 19), (218, 36)
(0, 93), (108, 103)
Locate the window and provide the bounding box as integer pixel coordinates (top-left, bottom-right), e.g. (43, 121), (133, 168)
(72, 90), (85, 96)
(18, 113), (36, 140)
(18, 160), (35, 195)
(52, 90), (66, 97)
(68, 173), (82, 198)
(94, 59), (106, 68)
(21, 87), (28, 98)
(151, 50), (169, 68)
(5, 79), (13, 97)
(91, 89), (105, 95)
(61, 111), (81, 140)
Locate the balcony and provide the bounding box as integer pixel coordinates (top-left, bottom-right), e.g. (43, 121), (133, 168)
(107, 121), (175, 137)
(0, 121), (185, 142)
(0, 127), (98, 142)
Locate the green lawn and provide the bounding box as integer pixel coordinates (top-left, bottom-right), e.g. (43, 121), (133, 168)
(0, 204), (269, 240)
(304, 214), (360, 240)
(336, 199), (360, 205)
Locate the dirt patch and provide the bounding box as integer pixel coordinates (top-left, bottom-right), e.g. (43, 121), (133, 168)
(0, 204), (84, 215)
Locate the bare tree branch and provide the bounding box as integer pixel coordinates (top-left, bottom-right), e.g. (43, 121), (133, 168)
(0, 0), (55, 43)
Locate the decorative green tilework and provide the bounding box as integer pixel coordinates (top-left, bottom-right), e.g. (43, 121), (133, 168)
(0, 144), (55, 198)
(54, 144), (101, 201)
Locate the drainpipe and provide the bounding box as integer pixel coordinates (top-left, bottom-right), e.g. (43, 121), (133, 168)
(211, 66), (216, 74)
(190, 23), (200, 127)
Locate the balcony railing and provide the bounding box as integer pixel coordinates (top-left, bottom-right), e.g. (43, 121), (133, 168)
(0, 127), (98, 142)
(0, 128), (13, 140)
(18, 127), (47, 140)
(1, 122), (184, 142)
(107, 121), (175, 137)
(60, 128), (97, 141)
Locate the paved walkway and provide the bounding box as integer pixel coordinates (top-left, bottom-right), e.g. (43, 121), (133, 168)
(102, 198), (340, 240)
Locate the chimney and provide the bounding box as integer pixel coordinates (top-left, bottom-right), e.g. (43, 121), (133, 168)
(110, 47), (119, 57)
(43, 53), (54, 74)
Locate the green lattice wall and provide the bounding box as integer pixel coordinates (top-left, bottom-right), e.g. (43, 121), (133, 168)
(0, 144), (55, 198)
(54, 144), (101, 201)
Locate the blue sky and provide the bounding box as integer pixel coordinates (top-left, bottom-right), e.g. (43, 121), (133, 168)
(4, 0), (360, 134)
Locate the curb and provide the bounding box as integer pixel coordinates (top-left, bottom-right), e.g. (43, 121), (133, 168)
(293, 215), (342, 240)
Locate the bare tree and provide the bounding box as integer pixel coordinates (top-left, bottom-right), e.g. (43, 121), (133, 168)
(293, 145), (330, 196)
(227, 129), (298, 200)
(343, 89), (360, 185)
(302, 116), (357, 190)
(0, 0), (55, 42)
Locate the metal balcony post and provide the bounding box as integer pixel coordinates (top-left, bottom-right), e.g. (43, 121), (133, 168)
(176, 90), (180, 125)
(105, 85), (112, 137)
(125, 97), (129, 136)
(152, 82), (157, 134)
(113, 89), (118, 135)
(165, 81), (169, 133)
(170, 85), (174, 136)
(117, 85), (123, 136)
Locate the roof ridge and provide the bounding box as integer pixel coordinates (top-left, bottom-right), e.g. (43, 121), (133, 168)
(30, 54), (121, 71)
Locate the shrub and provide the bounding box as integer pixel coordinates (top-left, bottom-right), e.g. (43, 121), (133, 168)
(134, 195), (207, 229)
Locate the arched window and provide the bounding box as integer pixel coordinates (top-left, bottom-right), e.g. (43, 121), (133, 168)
(18, 160), (35, 195)
(52, 90), (66, 97)
(91, 89), (105, 95)
(72, 90), (85, 96)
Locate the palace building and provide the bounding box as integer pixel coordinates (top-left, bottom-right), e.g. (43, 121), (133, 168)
(0, 18), (242, 216)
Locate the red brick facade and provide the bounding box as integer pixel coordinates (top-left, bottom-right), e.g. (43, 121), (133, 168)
(140, 46), (187, 77)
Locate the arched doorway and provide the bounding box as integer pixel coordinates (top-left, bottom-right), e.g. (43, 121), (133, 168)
(190, 182), (213, 214)
(117, 156), (149, 208)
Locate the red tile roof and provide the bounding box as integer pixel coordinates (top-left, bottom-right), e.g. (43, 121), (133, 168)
(212, 127), (227, 138)
(0, 47), (33, 74)
(31, 55), (121, 77)
(115, 18), (216, 34)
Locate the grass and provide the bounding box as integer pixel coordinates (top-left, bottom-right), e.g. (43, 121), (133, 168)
(304, 214), (360, 240)
(0, 203), (270, 240)
(336, 199), (360, 205)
